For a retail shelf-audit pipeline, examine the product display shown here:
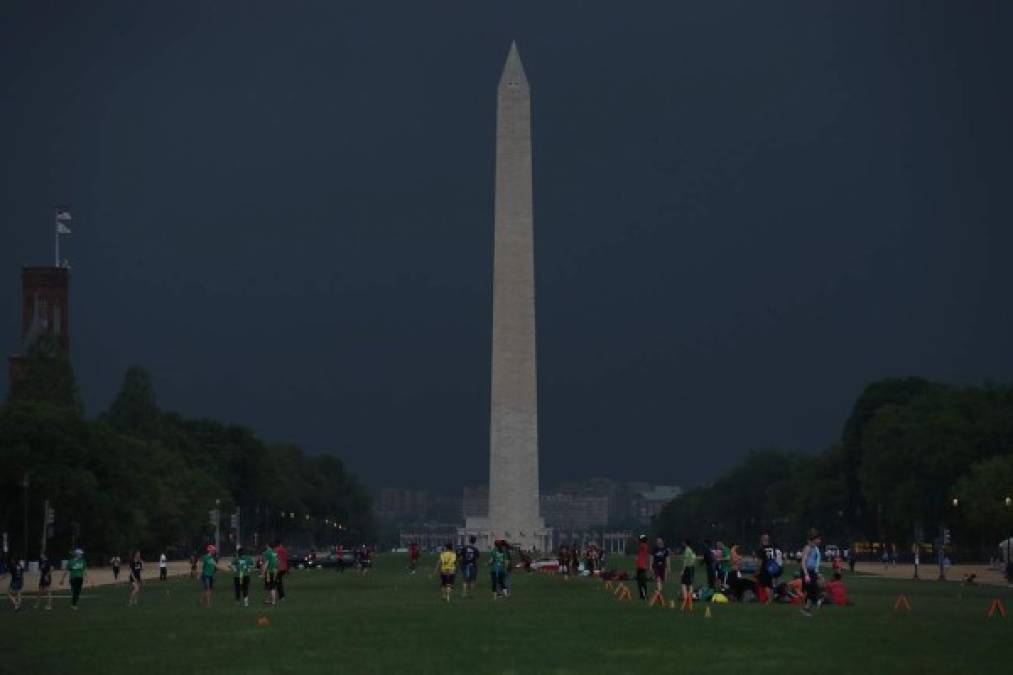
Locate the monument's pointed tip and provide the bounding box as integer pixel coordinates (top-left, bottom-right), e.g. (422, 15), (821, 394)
(500, 40), (527, 87)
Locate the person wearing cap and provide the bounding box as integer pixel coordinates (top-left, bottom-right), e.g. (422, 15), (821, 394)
(800, 530), (823, 617)
(635, 535), (650, 600)
(35, 554), (53, 610)
(127, 550), (143, 606)
(59, 549), (89, 610)
(199, 544), (220, 608)
(231, 546), (254, 607)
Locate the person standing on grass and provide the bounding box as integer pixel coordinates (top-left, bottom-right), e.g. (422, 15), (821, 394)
(231, 546), (253, 606)
(489, 540), (507, 599)
(199, 545), (219, 608)
(128, 550), (143, 606)
(35, 555), (53, 610)
(3, 558), (24, 611)
(434, 543), (458, 603)
(110, 554), (121, 582)
(335, 544), (345, 574)
(274, 541), (289, 601)
(756, 533), (776, 604)
(651, 537), (670, 597)
(59, 549), (89, 610)
(159, 552), (168, 581)
(408, 541), (420, 575)
(190, 552), (198, 579)
(800, 530), (823, 618)
(358, 544), (372, 575)
(460, 535), (480, 597)
(262, 543), (279, 605)
(680, 540), (696, 605)
(635, 535), (650, 601)
(702, 540), (716, 589)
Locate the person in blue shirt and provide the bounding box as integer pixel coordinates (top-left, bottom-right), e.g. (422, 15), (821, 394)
(800, 530), (823, 617)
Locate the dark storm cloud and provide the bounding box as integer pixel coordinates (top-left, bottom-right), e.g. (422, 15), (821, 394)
(2, 1), (1011, 490)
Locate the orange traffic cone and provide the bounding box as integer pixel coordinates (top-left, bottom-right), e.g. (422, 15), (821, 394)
(987, 599), (1007, 619)
(649, 590), (665, 607)
(894, 595), (911, 611)
(257, 616), (270, 627)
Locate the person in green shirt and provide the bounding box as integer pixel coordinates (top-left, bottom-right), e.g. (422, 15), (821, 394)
(717, 541), (731, 588)
(230, 546), (254, 607)
(680, 540), (697, 606)
(489, 540), (507, 600)
(262, 545), (279, 606)
(199, 544), (219, 608)
(59, 549), (89, 610)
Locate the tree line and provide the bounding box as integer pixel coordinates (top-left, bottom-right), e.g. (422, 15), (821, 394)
(0, 337), (374, 562)
(653, 377), (1013, 558)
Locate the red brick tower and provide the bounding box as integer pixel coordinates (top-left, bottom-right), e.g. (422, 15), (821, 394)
(8, 266), (70, 388)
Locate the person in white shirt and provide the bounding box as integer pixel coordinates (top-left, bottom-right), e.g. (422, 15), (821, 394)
(159, 552), (168, 581)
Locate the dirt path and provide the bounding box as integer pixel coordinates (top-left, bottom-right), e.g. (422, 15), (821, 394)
(15, 560), (219, 591)
(853, 561), (1011, 587)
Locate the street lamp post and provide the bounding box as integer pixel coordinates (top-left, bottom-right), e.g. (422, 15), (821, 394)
(214, 499), (221, 553)
(1005, 496), (1011, 586)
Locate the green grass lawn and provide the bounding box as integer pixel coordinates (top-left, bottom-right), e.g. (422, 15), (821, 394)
(2, 555), (1011, 674)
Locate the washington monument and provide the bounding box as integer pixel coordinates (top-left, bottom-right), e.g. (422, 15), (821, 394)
(462, 42), (550, 551)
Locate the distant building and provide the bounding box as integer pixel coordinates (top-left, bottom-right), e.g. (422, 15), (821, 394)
(540, 492), (609, 531)
(399, 524), (459, 552)
(374, 488), (461, 526)
(631, 485), (682, 524)
(462, 485), (489, 520)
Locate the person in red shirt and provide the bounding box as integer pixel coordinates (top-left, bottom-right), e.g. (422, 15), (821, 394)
(635, 535), (650, 600)
(273, 541), (289, 601)
(408, 542), (420, 575)
(825, 572), (852, 606)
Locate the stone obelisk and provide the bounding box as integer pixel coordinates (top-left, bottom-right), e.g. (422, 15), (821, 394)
(465, 41), (549, 552)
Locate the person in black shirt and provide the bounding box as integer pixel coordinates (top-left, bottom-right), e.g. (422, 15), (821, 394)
(702, 540), (716, 589)
(4, 558), (25, 611)
(128, 550), (143, 606)
(35, 555), (53, 610)
(651, 538), (671, 596)
(756, 533), (776, 604)
(459, 536), (480, 597)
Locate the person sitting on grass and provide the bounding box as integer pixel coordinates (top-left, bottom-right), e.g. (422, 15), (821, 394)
(825, 572), (852, 606)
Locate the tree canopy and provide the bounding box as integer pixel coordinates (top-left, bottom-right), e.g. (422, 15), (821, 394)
(654, 378), (1013, 556)
(1, 365), (373, 562)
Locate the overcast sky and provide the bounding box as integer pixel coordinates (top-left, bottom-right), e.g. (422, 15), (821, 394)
(2, 1), (1010, 491)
